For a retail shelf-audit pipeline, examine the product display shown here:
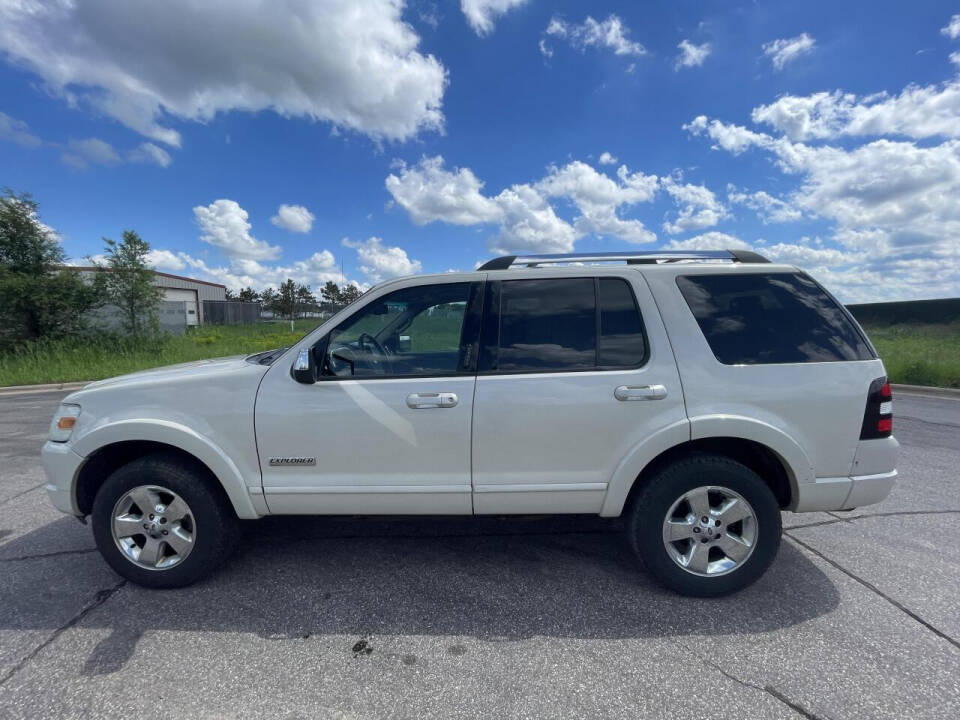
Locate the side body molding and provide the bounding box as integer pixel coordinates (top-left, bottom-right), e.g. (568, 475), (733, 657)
(70, 419), (262, 519)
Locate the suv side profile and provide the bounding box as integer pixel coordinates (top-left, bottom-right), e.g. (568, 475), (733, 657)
(42, 250), (897, 596)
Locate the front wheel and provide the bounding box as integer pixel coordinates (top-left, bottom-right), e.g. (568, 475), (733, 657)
(626, 454), (782, 597)
(91, 453), (239, 589)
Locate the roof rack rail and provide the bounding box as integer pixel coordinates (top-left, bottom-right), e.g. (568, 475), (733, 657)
(476, 249), (770, 270)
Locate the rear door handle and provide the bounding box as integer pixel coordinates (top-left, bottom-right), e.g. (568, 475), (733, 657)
(406, 392), (458, 409)
(615, 384), (667, 401)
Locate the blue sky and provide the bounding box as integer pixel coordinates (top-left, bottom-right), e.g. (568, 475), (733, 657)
(1, 0), (958, 302)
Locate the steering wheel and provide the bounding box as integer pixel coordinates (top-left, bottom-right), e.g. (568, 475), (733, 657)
(357, 332), (388, 359)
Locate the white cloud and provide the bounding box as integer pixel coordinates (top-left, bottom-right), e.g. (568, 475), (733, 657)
(492, 184), (578, 254)
(545, 15), (646, 57)
(147, 249), (187, 272)
(751, 83), (960, 141)
(942, 14), (960, 40)
(537, 161), (659, 244)
(127, 142), (172, 167)
(727, 187), (802, 223)
(665, 232), (750, 251)
(0, 111), (41, 147)
(662, 178), (729, 234)
(952, 52), (960, 68)
(343, 237), (422, 282)
(0, 0), (447, 145)
(193, 199), (281, 260)
(62, 137), (172, 169)
(539, 39), (553, 58)
(675, 40), (711, 70)
(461, 0), (527, 36)
(61, 138), (122, 169)
(762, 33), (816, 70)
(685, 76), (960, 300)
(385, 156), (502, 225)
(386, 155), (660, 252)
(271, 204), (315, 234)
(598, 151), (617, 165)
(683, 115), (772, 155)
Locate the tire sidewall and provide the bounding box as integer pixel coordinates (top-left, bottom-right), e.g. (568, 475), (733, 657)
(91, 456), (234, 588)
(630, 456), (782, 597)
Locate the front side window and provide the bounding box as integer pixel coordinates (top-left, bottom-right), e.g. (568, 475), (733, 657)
(322, 282), (472, 377)
(485, 277), (648, 373)
(677, 272), (874, 365)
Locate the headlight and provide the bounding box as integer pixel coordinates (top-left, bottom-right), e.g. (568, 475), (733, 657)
(48, 404), (81, 443)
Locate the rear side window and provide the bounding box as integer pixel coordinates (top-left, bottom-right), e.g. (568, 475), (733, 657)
(499, 278), (596, 371)
(599, 278), (647, 366)
(676, 272), (874, 365)
(487, 277), (648, 372)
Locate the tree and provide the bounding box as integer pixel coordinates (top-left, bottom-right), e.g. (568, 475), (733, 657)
(237, 286), (260, 303)
(99, 230), (164, 335)
(0, 190), (104, 347)
(320, 280), (342, 305)
(340, 284), (363, 303)
(225, 288), (237, 301)
(294, 284), (316, 317)
(269, 279), (297, 319)
(260, 287), (277, 313)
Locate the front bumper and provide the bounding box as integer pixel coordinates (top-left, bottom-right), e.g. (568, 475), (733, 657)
(792, 469), (897, 513)
(41, 440), (86, 516)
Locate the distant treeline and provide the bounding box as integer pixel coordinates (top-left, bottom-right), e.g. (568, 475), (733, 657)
(846, 298), (960, 326)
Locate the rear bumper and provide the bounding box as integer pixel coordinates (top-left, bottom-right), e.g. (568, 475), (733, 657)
(792, 469), (897, 513)
(41, 441), (85, 516)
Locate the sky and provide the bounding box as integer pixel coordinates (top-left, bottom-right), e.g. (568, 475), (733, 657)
(1, 0), (959, 302)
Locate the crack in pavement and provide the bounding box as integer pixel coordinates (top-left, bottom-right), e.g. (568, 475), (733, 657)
(0, 547), (98, 563)
(784, 532), (960, 651)
(672, 638), (827, 719)
(788, 508), (960, 532)
(0, 483), (44, 507)
(0, 579), (126, 688)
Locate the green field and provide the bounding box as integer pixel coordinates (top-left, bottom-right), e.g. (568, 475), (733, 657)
(0, 320), (957, 388)
(0, 321), (322, 387)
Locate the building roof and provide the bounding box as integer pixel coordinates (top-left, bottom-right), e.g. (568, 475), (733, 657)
(62, 266), (227, 289)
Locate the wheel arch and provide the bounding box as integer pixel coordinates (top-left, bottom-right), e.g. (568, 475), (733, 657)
(71, 420), (261, 519)
(601, 418), (810, 517)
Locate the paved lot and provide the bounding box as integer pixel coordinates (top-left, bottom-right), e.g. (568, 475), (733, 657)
(0, 390), (957, 719)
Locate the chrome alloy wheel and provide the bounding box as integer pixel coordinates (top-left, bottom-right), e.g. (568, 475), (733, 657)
(661, 485), (758, 577)
(111, 485), (196, 570)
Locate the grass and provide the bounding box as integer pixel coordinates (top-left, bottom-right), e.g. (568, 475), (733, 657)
(862, 322), (960, 389)
(0, 320), (322, 386)
(0, 319), (957, 389)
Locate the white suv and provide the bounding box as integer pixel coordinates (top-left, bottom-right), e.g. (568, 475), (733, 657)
(42, 250), (898, 596)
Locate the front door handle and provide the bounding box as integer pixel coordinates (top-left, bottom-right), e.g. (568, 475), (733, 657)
(406, 392), (458, 409)
(615, 384), (667, 401)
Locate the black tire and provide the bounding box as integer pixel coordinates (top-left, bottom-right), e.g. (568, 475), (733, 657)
(625, 454), (781, 597)
(91, 453), (240, 589)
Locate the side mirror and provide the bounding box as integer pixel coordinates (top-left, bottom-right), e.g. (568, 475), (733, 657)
(291, 348), (316, 384)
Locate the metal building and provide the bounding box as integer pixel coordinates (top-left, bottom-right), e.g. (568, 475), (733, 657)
(65, 267), (227, 326)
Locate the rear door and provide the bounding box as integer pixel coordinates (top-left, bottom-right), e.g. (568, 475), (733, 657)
(470, 271), (688, 514)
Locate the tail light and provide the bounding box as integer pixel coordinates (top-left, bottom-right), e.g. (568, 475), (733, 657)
(860, 377), (893, 439)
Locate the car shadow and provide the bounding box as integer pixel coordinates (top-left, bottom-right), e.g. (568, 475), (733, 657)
(0, 514), (840, 676)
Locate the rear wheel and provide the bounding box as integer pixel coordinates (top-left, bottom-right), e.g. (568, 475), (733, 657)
(626, 454), (781, 597)
(91, 453), (239, 588)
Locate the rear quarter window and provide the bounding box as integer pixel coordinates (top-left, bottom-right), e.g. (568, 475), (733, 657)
(676, 272), (874, 365)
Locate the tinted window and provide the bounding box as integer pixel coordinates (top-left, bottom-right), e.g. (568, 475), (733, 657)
(324, 283), (471, 377)
(498, 278), (596, 371)
(599, 278), (647, 366)
(677, 273), (874, 365)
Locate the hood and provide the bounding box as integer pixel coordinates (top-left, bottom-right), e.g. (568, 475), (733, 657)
(69, 355), (262, 397)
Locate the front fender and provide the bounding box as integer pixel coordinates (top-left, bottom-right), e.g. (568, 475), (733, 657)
(71, 419), (262, 519)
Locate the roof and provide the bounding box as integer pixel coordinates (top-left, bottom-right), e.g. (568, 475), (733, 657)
(62, 266), (227, 289)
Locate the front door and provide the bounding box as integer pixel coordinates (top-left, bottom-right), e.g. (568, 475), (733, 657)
(255, 278), (483, 514)
(471, 272), (687, 514)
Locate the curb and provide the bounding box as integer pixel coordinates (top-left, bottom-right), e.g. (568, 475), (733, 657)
(0, 381), (91, 396)
(891, 383), (960, 399)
